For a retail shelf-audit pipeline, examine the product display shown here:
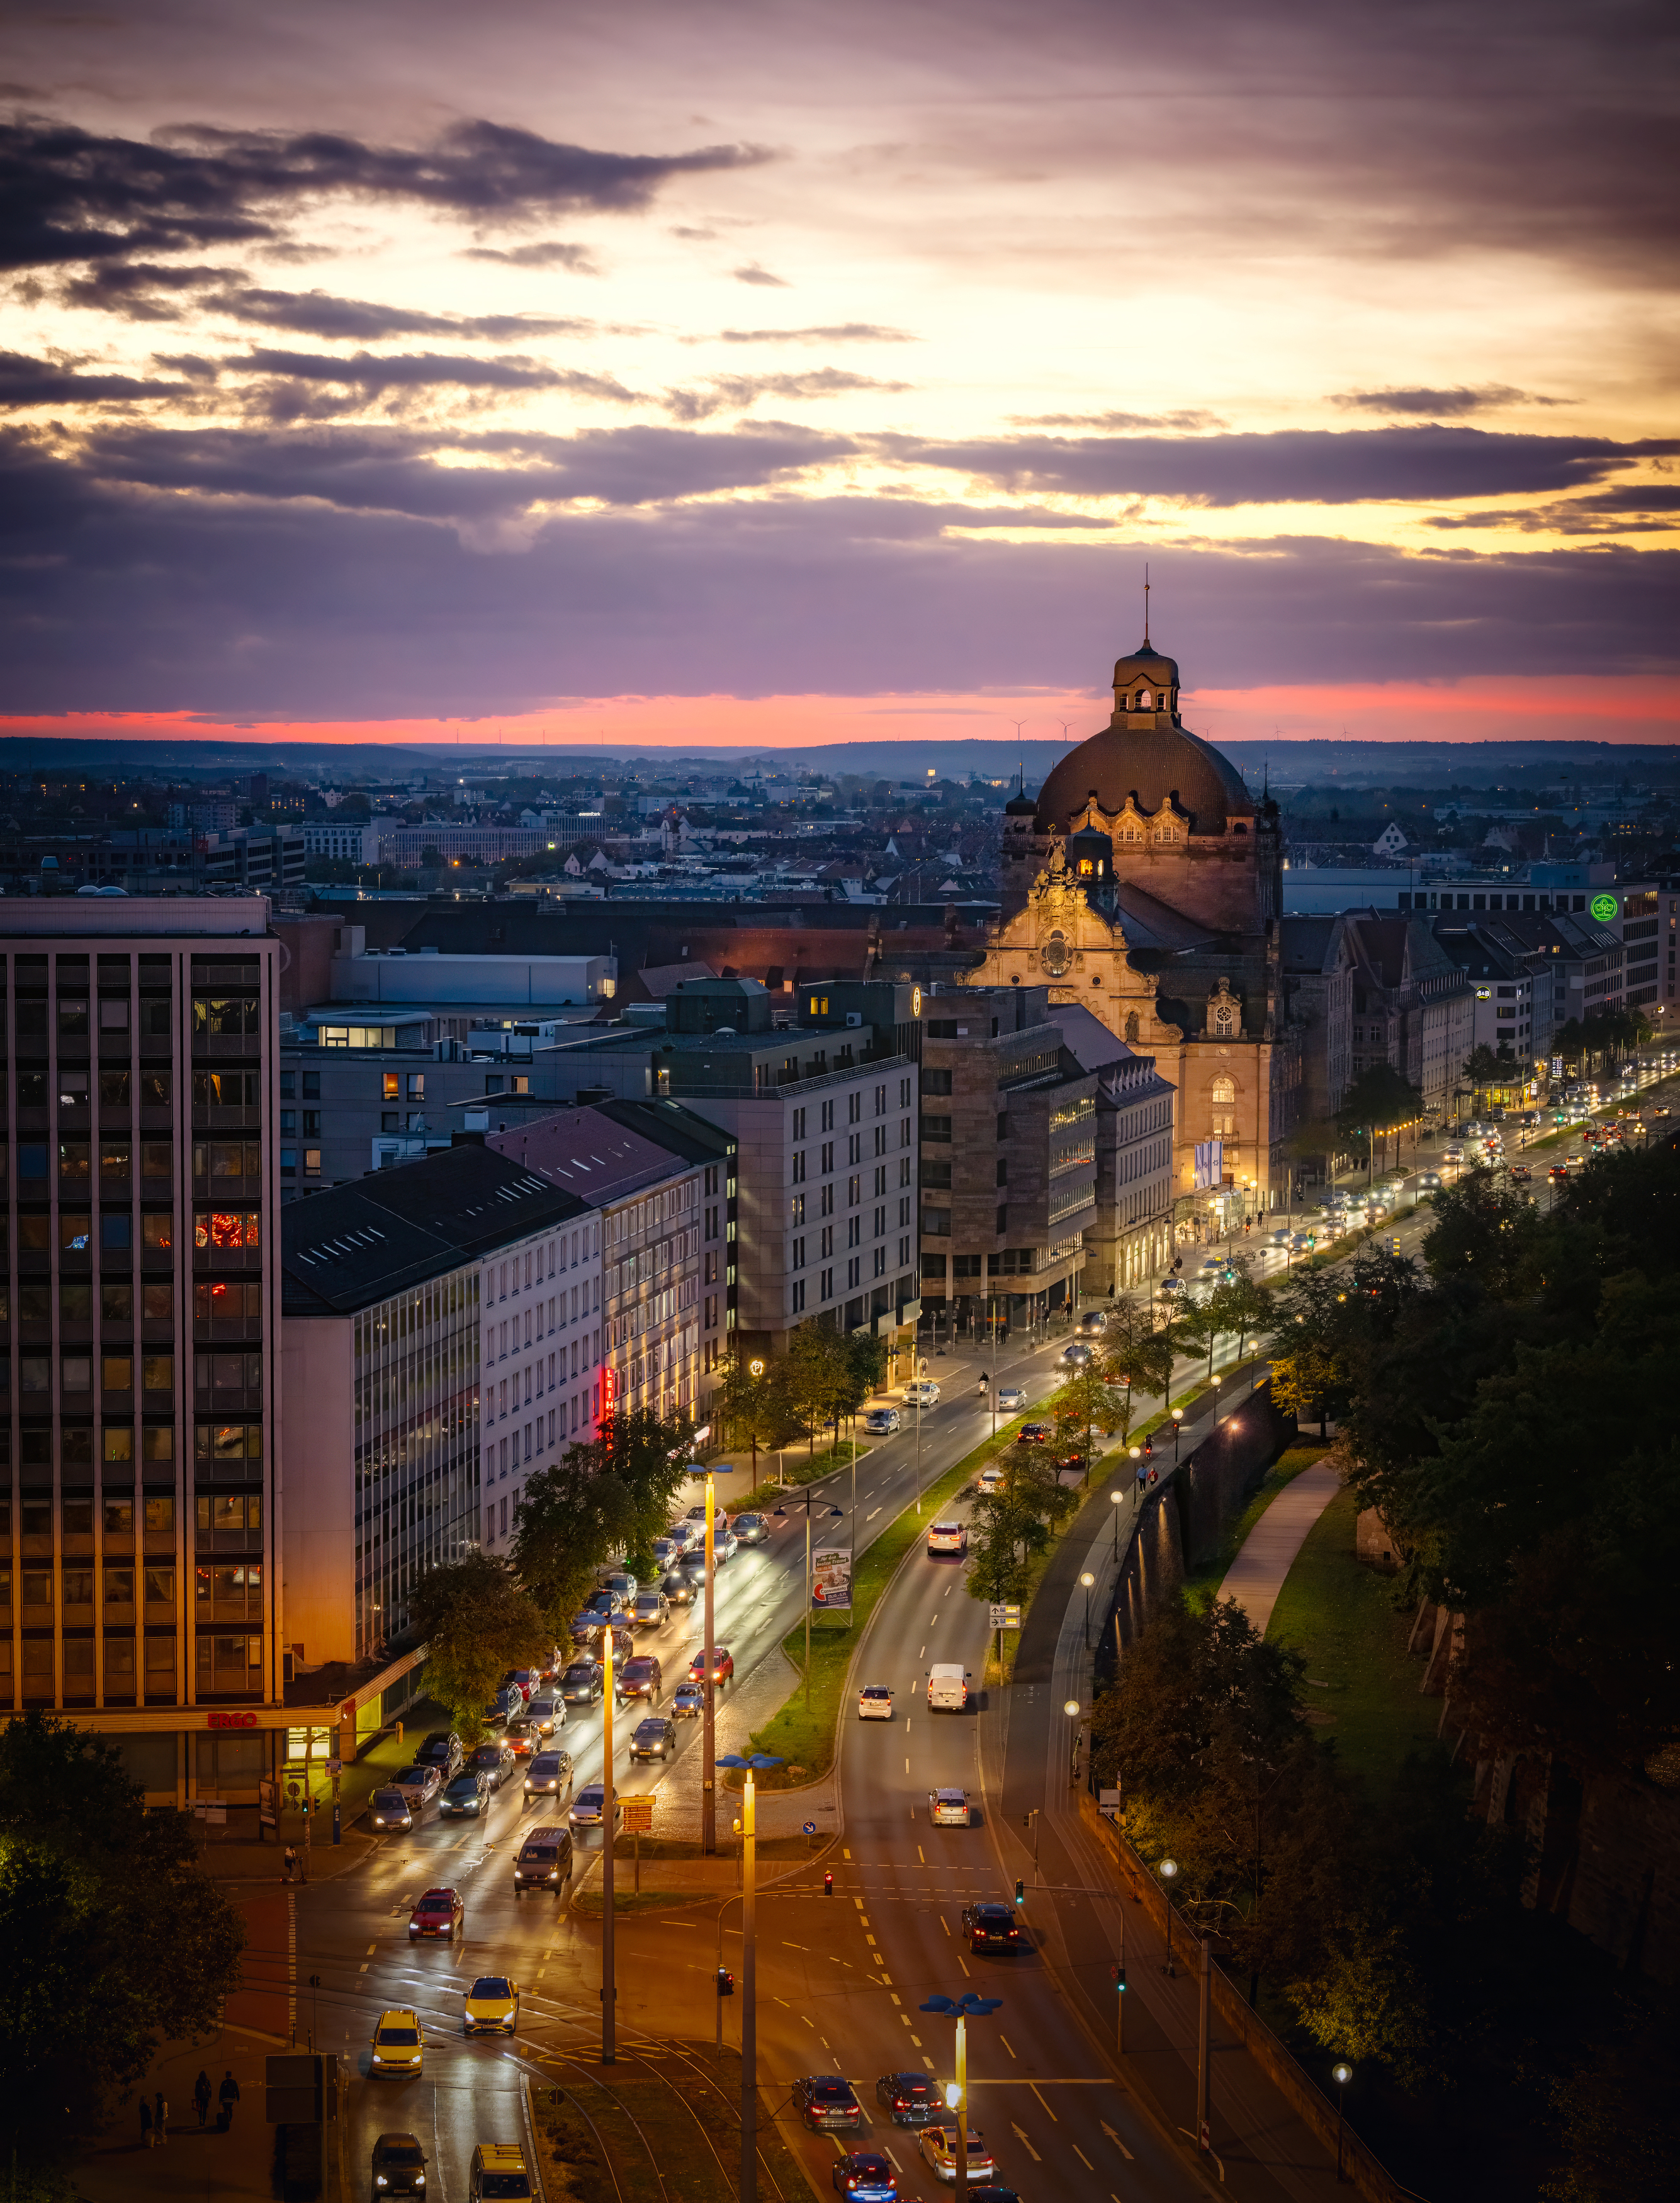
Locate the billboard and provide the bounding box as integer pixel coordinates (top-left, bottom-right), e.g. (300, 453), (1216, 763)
(811, 1546), (853, 1611)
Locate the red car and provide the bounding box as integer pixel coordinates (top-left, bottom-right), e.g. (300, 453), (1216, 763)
(689, 1645), (735, 1686)
(505, 1727), (536, 1759)
(408, 1886), (464, 1941)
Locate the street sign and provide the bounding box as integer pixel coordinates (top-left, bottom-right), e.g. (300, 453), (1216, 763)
(988, 1603), (1022, 1630)
(620, 1795), (654, 1834)
(803, 1820), (818, 1836)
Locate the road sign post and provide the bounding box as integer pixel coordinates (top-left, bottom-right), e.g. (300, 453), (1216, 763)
(622, 1792), (653, 1891)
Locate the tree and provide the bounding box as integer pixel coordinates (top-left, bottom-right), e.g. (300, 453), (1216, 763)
(408, 1553), (549, 1744)
(1268, 1338), (1348, 1435)
(1051, 1359), (1131, 1479)
(779, 1321), (850, 1456)
(1101, 1296), (1176, 1413)
(0, 1715), (245, 2180)
(587, 1403), (696, 1579)
(714, 1352), (789, 1476)
(1170, 1290), (1226, 1383)
(1462, 1043), (1506, 1099)
(511, 1450), (634, 1635)
(1336, 1062), (1425, 1176)
(1212, 1262), (1271, 1362)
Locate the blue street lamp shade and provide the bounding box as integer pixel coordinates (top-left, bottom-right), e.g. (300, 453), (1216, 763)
(919, 1993), (1002, 2015)
(714, 1754), (784, 1770)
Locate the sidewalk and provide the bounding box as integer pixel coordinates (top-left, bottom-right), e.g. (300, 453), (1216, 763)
(1219, 1459), (1341, 1638)
(77, 2029), (276, 2202)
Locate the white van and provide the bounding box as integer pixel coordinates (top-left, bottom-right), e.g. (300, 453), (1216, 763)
(927, 1663), (971, 1712)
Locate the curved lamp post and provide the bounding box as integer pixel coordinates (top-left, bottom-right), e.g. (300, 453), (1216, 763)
(1331, 2061), (1353, 2183)
(919, 1992), (1003, 2202)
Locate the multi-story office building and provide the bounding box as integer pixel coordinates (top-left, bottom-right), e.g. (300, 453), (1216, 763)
(1435, 910), (1625, 1070)
(279, 1140), (597, 1660)
(916, 984), (1099, 1336)
(1052, 1005), (1176, 1295)
(563, 976), (919, 1362)
(486, 1098), (731, 1429)
(1340, 913), (1476, 1115)
(1, 895), (283, 1804)
(1431, 923), (1550, 1072)
(302, 821), (383, 865)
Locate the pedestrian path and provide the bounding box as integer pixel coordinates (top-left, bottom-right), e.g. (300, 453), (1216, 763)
(1218, 1458), (1340, 1637)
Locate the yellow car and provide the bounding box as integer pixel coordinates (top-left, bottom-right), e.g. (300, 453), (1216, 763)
(463, 1974), (520, 2035)
(369, 2006), (424, 2076)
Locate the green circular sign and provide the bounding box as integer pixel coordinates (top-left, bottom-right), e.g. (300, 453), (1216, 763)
(1589, 893), (1618, 922)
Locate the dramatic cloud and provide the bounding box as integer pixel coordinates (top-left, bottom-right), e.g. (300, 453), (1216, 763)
(0, 350), (190, 406)
(878, 426), (1678, 505)
(460, 240), (599, 271)
(1331, 385), (1565, 417)
(663, 368), (911, 421)
(63, 262), (597, 341)
(0, 112), (772, 271)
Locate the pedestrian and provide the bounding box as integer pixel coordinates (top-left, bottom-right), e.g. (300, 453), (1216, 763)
(193, 2069), (211, 2127)
(154, 2090), (168, 2144)
(139, 2097), (154, 2149)
(282, 1842), (298, 1882)
(218, 2070), (240, 2131)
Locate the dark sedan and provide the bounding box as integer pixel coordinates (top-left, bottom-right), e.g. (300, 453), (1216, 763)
(629, 1716), (677, 1762)
(876, 2072), (937, 2126)
(468, 1740), (516, 1792)
(616, 1655), (662, 1704)
(832, 2152), (897, 2198)
(961, 1902), (1023, 1952)
(440, 1771), (489, 1818)
(560, 1661), (604, 1706)
(793, 2075), (862, 2131)
(370, 2133), (429, 2196)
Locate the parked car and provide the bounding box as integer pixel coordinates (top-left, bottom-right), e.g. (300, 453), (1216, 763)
(792, 2075), (862, 2132)
(862, 1407), (902, 1435)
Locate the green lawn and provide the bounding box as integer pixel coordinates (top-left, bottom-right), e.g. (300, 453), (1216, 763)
(1181, 1443), (1330, 1615)
(1263, 1483), (1445, 1797)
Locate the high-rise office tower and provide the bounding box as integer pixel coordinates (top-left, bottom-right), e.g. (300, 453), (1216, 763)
(2, 897), (280, 1803)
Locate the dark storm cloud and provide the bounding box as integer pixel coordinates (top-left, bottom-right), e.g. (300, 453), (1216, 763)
(0, 349), (192, 406)
(0, 112), (772, 272)
(1331, 385), (1565, 417)
(2, 430), (1674, 715)
(48, 419), (852, 517)
(461, 240), (598, 271)
(663, 368), (911, 421)
(711, 325), (916, 344)
(877, 425), (1679, 505)
(64, 261), (598, 341)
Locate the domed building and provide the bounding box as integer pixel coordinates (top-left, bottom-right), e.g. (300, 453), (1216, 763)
(973, 631), (1302, 1227)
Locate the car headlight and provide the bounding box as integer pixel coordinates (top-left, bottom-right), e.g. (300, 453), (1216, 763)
(376, 2177), (388, 2189)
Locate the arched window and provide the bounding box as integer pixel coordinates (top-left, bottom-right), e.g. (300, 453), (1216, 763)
(1214, 1006), (1236, 1037)
(1137, 687), (1153, 708)
(1210, 1074), (1236, 1103)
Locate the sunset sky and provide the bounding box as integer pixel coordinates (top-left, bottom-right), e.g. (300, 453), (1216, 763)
(3, 0), (1677, 752)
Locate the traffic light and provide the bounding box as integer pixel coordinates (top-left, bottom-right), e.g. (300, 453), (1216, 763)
(823, 1871), (834, 1895)
(1014, 1879), (1024, 1907)
(1112, 1964), (1127, 1993)
(716, 1968), (735, 1998)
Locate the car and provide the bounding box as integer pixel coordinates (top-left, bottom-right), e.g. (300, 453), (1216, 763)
(690, 1645), (735, 1686)
(858, 1684), (894, 1720)
(369, 2133), (429, 2195)
(792, 2075), (863, 2131)
(368, 1786), (414, 1833)
(468, 2143), (533, 2200)
(583, 1588), (626, 1619)
(568, 1783), (624, 1830)
(714, 1526), (739, 1562)
(995, 1385), (1028, 1412)
(1158, 1275), (1185, 1296)
(1549, 1164), (1569, 1181)
(370, 2007), (424, 2077)
(732, 1511), (770, 1543)
(477, 1693), (512, 1732)
(976, 1465), (1004, 1494)
(513, 1823), (573, 1893)
(666, 1519), (700, 1552)
(927, 1664), (970, 1712)
(602, 1570), (638, 1603)
(407, 1886), (464, 1941)
(391, 1764), (443, 1809)
(651, 1535), (682, 1573)
(441, 1771), (489, 1818)
(1510, 1165), (1533, 1184)
(560, 1660), (604, 1706)
(672, 1682), (704, 1720)
(469, 1741), (516, 1791)
(903, 1380), (940, 1407)
(1060, 1341), (1093, 1366)
(1418, 1172), (1442, 1190)
(676, 1548), (711, 1586)
(524, 1750), (574, 1801)
(927, 1521), (967, 1557)
(525, 1693), (563, 1737)
(616, 1654), (663, 1704)
(462, 1975), (519, 2036)
(832, 2151), (898, 2198)
(1054, 1450), (1088, 1480)
(629, 1715), (677, 1761)
(661, 1568), (697, 1608)
(919, 2125), (996, 2185)
(631, 1589), (670, 1630)
(876, 2071), (939, 2126)
(685, 1504), (730, 1537)
(418, 1730), (463, 1777)
(1077, 1307), (1108, 1335)
(504, 1720), (536, 1760)
(862, 1408), (902, 1436)
(961, 1902), (1023, 1952)
(872, 2071), (938, 2124)
(928, 1787), (972, 1827)
(502, 1668), (541, 1703)
(1017, 1422), (1052, 1444)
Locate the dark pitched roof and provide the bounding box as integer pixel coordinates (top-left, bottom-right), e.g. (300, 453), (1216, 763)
(281, 1141), (585, 1317)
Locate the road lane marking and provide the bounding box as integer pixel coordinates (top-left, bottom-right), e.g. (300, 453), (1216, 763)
(1073, 2145), (1095, 2170)
(939, 1918), (950, 1937)
(918, 1847), (925, 1864)
(999, 2035), (1016, 2059)
(1100, 2120), (1134, 2160)
(957, 1957), (969, 1978)
(1030, 2083), (1057, 2121)
(1010, 2123), (1042, 2162)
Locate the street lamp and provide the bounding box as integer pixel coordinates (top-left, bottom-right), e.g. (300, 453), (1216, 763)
(716, 1752), (782, 2202)
(1109, 1485), (1125, 1560)
(918, 1992), (1002, 2202)
(1159, 1857), (1179, 1976)
(1210, 1373), (1222, 1423)
(1079, 1570), (1095, 1647)
(772, 1494), (844, 1710)
(1063, 1699), (1082, 1789)
(745, 1359), (766, 1477)
(1171, 1406), (1184, 1460)
(1331, 2061), (1353, 2183)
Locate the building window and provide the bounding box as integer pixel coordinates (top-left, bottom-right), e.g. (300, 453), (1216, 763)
(791, 1280), (806, 1313)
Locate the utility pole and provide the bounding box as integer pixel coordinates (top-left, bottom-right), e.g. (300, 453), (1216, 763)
(602, 1619), (616, 2062)
(740, 1766), (758, 2203)
(1197, 1937), (1212, 2153)
(702, 1467), (717, 1854)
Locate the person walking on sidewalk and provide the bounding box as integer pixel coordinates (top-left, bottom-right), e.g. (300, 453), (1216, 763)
(153, 2090), (168, 2144)
(193, 2070), (211, 2127)
(139, 2098), (153, 2149)
(218, 2071), (241, 2130)
(282, 1843), (298, 1882)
